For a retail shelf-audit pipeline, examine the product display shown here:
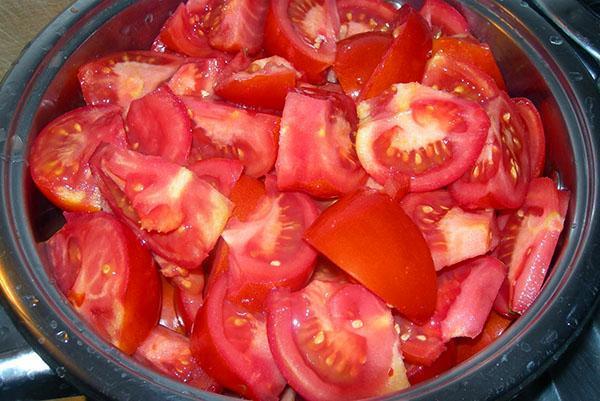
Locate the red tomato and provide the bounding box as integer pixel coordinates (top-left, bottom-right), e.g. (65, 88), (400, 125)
(266, 279), (410, 401)
(126, 86), (192, 164)
(449, 93), (531, 209)
(405, 341), (457, 385)
(90, 144), (233, 269)
(356, 82), (490, 192)
(495, 177), (568, 314)
(29, 105), (126, 212)
(221, 190), (320, 309)
(492, 277), (519, 319)
(419, 0), (469, 37)
(78, 51), (186, 113)
(514, 97), (546, 178)
(295, 84), (359, 129)
(400, 190), (499, 271)
(455, 311), (512, 363)
(432, 36), (506, 90)
(173, 271), (205, 335)
(229, 175), (268, 221)
(216, 56), (299, 112)
(422, 52), (501, 104)
(134, 325), (220, 392)
(336, 0), (397, 39)
(305, 191), (437, 323)
(46, 212), (160, 354)
(190, 273), (286, 401)
(333, 32), (393, 99)
(188, 158), (244, 197)
(276, 91), (367, 198)
(183, 98), (279, 177)
(159, 277), (185, 334)
(167, 59), (228, 98)
(396, 316), (446, 366)
(263, 0), (340, 82)
(359, 12), (432, 100)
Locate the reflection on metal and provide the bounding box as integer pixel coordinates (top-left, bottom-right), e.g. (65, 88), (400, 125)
(0, 347), (53, 388)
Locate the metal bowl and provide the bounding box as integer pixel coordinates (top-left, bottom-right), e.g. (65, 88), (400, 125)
(0, 0), (599, 400)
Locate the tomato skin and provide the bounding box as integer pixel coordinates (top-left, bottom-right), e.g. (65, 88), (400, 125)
(188, 157), (244, 197)
(419, 0), (469, 37)
(514, 97), (545, 178)
(168, 59), (228, 98)
(455, 311), (512, 363)
(159, 277), (185, 334)
(305, 190), (437, 323)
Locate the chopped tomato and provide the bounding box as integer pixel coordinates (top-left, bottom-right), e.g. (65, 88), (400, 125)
(276, 91), (367, 198)
(495, 178), (568, 314)
(78, 51), (186, 113)
(305, 191), (437, 322)
(188, 158), (244, 197)
(167, 59), (228, 98)
(295, 84), (359, 129)
(190, 273), (286, 401)
(336, 0), (397, 39)
(173, 271), (205, 335)
(359, 12), (432, 100)
(229, 175), (268, 221)
(492, 277), (518, 319)
(396, 316), (446, 366)
(419, 0), (469, 37)
(46, 212), (160, 354)
(514, 97), (546, 178)
(159, 277), (185, 334)
(405, 341), (457, 385)
(183, 98), (280, 177)
(266, 279), (410, 401)
(126, 85), (192, 164)
(432, 36), (506, 90)
(264, 0), (340, 82)
(29, 105), (126, 213)
(455, 311), (512, 363)
(356, 82), (490, 192)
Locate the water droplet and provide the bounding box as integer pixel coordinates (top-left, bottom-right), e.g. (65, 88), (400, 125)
(526, 361), (536, 372)
(569, 71), (584, 82)
(55, 366), (66, 378)
(56, 330), (69, 343)
(144, 14), (154, 24)
(120, 372), (127, 379)
(15, 284), (22, 291)
(76, 340), (83, 346)
(549, 36), (564, 45)
(24, 295), (39, 307)
(0, 326), (9, 341)
(520, 1), (529, 7)
(69, 6), (79, 13)
(566, 306), (579, 328)
(520, 342), (532, 352)
(37, 337), (46, 345)
(49, 320), (58, 330)
(26, 370), (37, 381)
(541, 330), (558, 345)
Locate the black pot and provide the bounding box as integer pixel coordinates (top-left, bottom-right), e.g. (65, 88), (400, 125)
(0, 1), (599, 400)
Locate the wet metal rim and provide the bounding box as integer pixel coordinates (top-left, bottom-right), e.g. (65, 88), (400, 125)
(0, 1), (599, 401)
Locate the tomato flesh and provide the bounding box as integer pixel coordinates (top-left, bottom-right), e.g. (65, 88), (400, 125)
(419, 0), (469, 37)
(514, 97), (546, 178)
(188, 157), (244, 197)
(455, 311), (512, 363)
(173, 271), (205, 335)
(336, 0), (397, 39)
(168, 59), (228, 98)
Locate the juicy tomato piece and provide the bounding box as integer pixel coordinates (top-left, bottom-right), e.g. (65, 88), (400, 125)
(46, 212), (160, 354)
(492, 277), (518, 319)
(159, 277), (185, 334)
(356, 82), (490, 192)
(455, 311), (512, 363)
(305, 191), (437, 322)
(276, 91), (367, 198)
(173, 271), (205, 335)
(295, 84), (359, 129)
(514, 97), (546, 178)
(167, 58), (228, 98)
(495, 177), (568, 314)
(449, 93), (530, 209)
(78, 51), (186, 113)
(29, 105), (126, 212)
(266, 279), (410, 401)
(422, 52), (501, 104)
(229, 175), (268, 221)
(396, 316), (446, 366)
(191, 273), (286, 401)
(336, 0), (397, 39)
(90, 144), (233, 269)
(216, 56), (299, 112)
(334, 32), (393, 99)
(432, 36), (506, 90)
(188, 158), (244, 197)
(264, 0), (340, 82)
(405, 341), (457, 385)
(419, 0), (469, 37)
(183, 98), (280, 177)
(400, 190), (499, 271)
(134, 325), (220, 392)
(126, 86), (192, 164)
(359, 12), (432, 100)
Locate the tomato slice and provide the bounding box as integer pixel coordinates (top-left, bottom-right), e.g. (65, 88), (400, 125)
(183, 98), (280, 177)
(126, 85), (192, 164)
(78, 51), (186, 113)
(356, 82), (490, 192)
(419, 0), (469, 37)
(432, 36), (506, 90)
(455, 311), (512, 363)
(90, 144), (233, 269)
(188, 158), (244, 197)
(336, 0), (397, 39)
(221, 190), (320, 309)
(29, 105), (126, 212)
(359, 12), (432, 100)
(167, 58), (228, 98)
(229, 175), (268, 221)
(173, 271), (205, 335)
(46, 212), (160, 354)
(333, 32), (393, 99)
(305, 191), (437, 322)
(422, 52), (501, 104)
(396, 316), (446, 366)
(514, 97), (546, 178)
(134, 325), (220, 392)
(276, 91), (367, 198)
(190, 273), (286, 400)
(400, 190), (499, 271)
(264, 0), (340, 82)
(216, 56), (299, 112)
(405, 341), (457, 385)
(266, 279), (409, 401)
(159, 277), (185, 334)
(495, 177), (568, 314)
(449, 93), (530, 209)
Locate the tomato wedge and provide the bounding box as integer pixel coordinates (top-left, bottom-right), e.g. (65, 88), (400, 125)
(46, 212), (160, 354)
(229, 175), (268, 221)
(356, 82), (490, 192)
(455, 311), (512, 363)
(267, 279), (409, 401)
(188, 158), (244, 197)
(419, 0), (469, 37)
(173, 271), (205, 335)
(514, 97), (546, 178)
(159, 277), (185, 334)
(167, 59), (228, 98)
(336, 0), (397, 39)
(264, 0), (340, 82)
(405, 341), (457, 385)
(305, 191), (437, 322)
(29, 105), (126, 212)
